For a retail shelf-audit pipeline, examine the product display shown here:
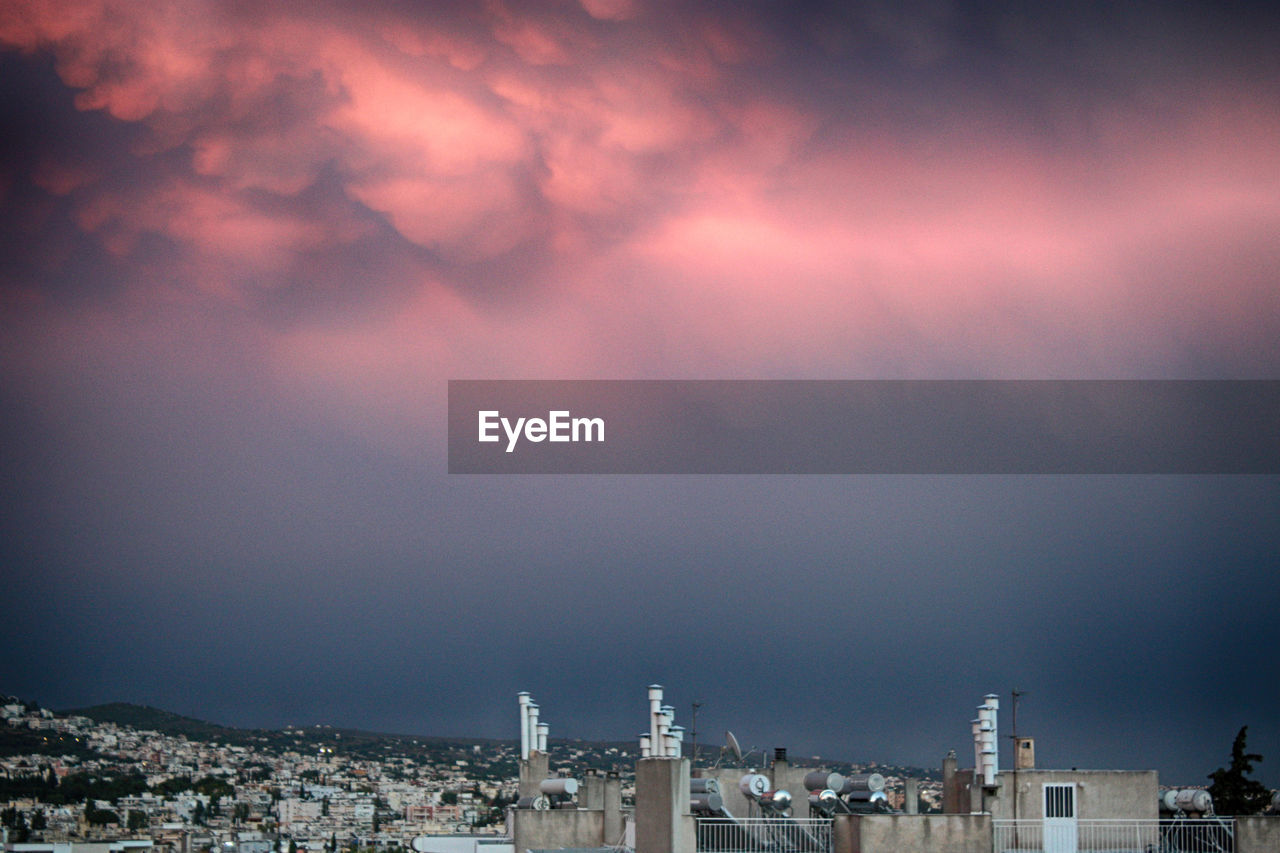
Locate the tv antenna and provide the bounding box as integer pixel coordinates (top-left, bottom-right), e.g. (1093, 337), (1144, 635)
(691, 700), (703, 765)
(1011, 688), (1029, 740)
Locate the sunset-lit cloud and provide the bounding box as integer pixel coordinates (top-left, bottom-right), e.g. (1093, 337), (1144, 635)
(1, 2), (1277, 446)
(2, 0), (1279, 781)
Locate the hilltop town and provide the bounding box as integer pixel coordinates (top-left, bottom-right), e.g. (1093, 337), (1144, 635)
(0, 696), (939, 851)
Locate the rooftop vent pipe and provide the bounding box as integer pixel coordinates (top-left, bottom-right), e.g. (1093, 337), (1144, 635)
(518, 692), (531, 760)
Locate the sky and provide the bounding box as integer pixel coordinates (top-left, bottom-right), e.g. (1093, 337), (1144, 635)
(1, 0), (1279, 787)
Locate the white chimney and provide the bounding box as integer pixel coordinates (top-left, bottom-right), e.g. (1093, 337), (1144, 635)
(984, 694), (1000, 776)
(667, 725), (685, 758)
(978, 702), (996, 787)
(658, 705), (674, 757)
(648, 685), (663, 756)
(518, 692), (531, 760)
(528, 703), (540, 755)
(537, 722), (549, 753)
(639, 733), (652, 758)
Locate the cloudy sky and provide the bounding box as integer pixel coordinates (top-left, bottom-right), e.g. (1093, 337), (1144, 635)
(2, 1), (1278, 785)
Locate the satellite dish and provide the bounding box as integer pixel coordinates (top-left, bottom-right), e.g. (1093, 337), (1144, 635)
(726, 731), (743, 763)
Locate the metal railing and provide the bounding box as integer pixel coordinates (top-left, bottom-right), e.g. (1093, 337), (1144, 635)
(696, 817), (832, 853)
(993, 818), (1235, 853)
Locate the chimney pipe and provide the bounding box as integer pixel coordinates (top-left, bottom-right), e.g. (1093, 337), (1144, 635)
(518, 692), (531, 760)
(667, 725), (684, 758)
(984, 695), (1000, 776)
(658, 705), (674, 757)
(648, 685), (663, 756)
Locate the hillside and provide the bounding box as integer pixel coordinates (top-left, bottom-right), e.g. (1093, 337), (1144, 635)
(63, 702), (252, 743)
(49, 701), (936, 782)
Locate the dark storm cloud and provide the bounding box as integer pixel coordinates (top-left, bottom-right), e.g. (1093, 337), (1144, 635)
(1, 0), (1278, 789)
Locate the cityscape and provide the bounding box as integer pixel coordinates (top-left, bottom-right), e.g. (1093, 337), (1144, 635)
(0, 695), (941, 850)
(4, 1), (1279, 851)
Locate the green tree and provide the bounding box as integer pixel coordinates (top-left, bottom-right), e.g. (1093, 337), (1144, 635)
(31, 810), (47, 831)
(11, 811), (30, 842)
(128, 809), (148, 832)
(1208, 726), (1270, 815)
(86, 806), (118, 826)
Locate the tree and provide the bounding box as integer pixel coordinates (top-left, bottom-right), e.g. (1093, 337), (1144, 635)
(11, 810), (30, 842)
(86, 806), (118, 827)
(1208, 726), (1270, 815)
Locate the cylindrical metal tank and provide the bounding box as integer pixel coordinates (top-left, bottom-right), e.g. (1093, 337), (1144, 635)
(690, 778), (720, 795)
(739, 773), (769, 798)
(841, 773), (886, 794)
(760, 790), (792, 812)
(804, 771), (846, 793)
(516, 796), (550, 810)
(808, 789), (838, 813)
(1174, 789), (1212, 813)
(539, 778), (579, 796)
(691, 792), (724, 814)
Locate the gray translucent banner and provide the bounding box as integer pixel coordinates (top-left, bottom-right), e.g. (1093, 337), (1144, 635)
(447, 380), (1280, 474)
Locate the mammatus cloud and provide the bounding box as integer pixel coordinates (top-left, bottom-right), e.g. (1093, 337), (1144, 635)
(2, 1), (1279, 786)
(2, 0), (1278, 447)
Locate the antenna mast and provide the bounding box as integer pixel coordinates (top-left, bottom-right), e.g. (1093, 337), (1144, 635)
(691, 700), (703, 764)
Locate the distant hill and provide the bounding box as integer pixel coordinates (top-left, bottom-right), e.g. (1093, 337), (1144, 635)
(49, 701), (937, 782)
(60, 702), (254, 744)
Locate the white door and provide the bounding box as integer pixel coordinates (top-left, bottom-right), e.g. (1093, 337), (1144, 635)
(1043, 783), (1078, 853)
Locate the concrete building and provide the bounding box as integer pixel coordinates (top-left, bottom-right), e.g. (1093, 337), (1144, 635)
(497, 687), (1280, 853)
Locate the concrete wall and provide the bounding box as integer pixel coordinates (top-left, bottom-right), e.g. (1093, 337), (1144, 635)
(509, 809), (603, 853)
(698, 759), (831, 819)
(580, 770), (603, 810)
(602, 773), (624, 845)
(832, 813), (992, 853)
(955, 769), (1158, 820)
(635, 758), (695, 853)
(697, 768), (752, 820)
(517, 754), (550, 799)
(1237, 816), (1280, 853)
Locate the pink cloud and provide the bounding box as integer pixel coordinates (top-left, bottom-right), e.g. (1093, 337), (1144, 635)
(3, 0), (1279, 460)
